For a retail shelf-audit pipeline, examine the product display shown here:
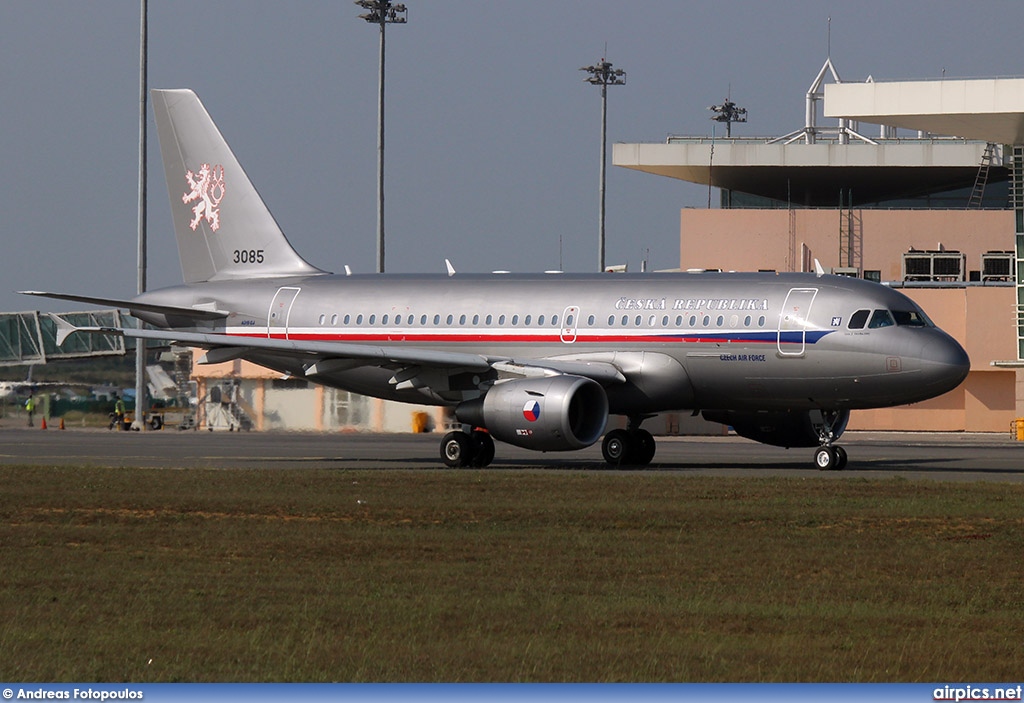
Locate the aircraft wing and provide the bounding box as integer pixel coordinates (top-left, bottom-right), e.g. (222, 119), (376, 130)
(21, 291), (229, 320)
(49, 316), (627, 386)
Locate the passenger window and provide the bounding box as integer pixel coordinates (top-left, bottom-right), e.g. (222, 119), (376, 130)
(485, 314), (492, 325)
(848, 309), (870, 329)
(382, 314), (389, 325)
(331, 314), (338, 326)
(446, 314), (454, 325)
(524, 315), (532, 326)
(459, 314), (466, 325)
(433, 314), (440, 325)
(472, 314), (479, 325)
(318, 314), (326, 325)
(538, 315), (545, 326)
(588, 315), (595, 326)
(356, 314), (364, 325)
(567, 314), (575, 326)
(499, 315), (506, 325)
(551, 315), (558, 327)
(369, 314), (376, 325)
(868, 309), (895, 329)
(608, 315), (616, 326)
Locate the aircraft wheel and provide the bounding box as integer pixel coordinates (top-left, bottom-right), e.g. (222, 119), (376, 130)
(814, 446), (838, 471)
(602, 429), (632, 467)
(470, 431), (495, 468)
(440, 431), (472, 468)
(834, 445), (848, 470)
(631, 429), (656, 466)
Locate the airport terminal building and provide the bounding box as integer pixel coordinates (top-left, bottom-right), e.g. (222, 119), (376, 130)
(616, 61), (1024, 432)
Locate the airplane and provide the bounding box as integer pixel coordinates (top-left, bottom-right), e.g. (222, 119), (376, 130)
(23, 89), (970, 470)
(0, 367), (85, 402)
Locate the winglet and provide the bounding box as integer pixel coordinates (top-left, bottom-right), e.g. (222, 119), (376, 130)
(445, 259), (456, 277)
(814, 259), (826, 277)
(47, 313), (79, 347)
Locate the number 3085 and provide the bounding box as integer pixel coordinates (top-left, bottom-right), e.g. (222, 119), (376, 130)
(233, 249), (265, 264)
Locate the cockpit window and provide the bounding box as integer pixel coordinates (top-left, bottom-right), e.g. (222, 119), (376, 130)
(848, 309), (870, 329)
(868, 309), (895, 329)
(892, 308), (931, 327)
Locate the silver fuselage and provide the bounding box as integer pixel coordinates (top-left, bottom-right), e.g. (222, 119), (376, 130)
(134, 270), (970, 415)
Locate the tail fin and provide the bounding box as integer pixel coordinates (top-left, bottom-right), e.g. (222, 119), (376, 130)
(152, 89), (326, 283)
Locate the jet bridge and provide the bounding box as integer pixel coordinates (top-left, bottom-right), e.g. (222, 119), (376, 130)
(0, 310), (139, 366)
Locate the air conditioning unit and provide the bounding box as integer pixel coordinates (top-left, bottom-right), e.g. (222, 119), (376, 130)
(981, 251), (1014, 282)
(902, 251), (966, 282)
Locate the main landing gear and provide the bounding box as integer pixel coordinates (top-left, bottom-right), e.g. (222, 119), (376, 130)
(440, 428), (495, 468)
(601, 417), (657, 468)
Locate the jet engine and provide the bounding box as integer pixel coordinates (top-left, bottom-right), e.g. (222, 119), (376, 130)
(456, 375), (608, 451)
(702, 409), (850, 448)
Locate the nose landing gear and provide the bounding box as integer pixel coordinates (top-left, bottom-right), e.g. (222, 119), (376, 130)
(813, 444), (848, 471)
(811, 410), (848, 470)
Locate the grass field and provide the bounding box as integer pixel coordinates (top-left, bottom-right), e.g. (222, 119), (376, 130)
(1, 465), (1022, 682)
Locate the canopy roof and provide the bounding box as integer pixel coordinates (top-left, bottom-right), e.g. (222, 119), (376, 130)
(825, 78), (1024, 145)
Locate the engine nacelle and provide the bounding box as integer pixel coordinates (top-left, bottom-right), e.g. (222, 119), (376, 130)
(456, 375), (608, 451)
(702, 409), (850, 448)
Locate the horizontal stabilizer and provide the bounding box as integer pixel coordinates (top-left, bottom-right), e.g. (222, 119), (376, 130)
(21, 291), (228, 320)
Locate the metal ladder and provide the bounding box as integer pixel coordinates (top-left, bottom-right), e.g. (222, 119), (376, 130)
(967, 142), (996, 209)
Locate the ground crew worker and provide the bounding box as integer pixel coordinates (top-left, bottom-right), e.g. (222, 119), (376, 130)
(114, 394), (126, 431)
(25, 394), (35, 427)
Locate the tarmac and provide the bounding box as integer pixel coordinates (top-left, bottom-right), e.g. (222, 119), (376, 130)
(0, 423), (1021, 481)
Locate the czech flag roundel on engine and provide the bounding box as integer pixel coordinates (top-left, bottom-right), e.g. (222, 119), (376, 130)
(522, 400), (541, 422)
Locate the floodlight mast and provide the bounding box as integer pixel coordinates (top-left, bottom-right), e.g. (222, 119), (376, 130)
(355, 0), (407, 273)
(708, 98), (747, 138)
(581, 59), (626, 273)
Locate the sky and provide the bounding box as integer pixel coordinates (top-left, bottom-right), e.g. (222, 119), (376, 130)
(3, 0), (1024, 314)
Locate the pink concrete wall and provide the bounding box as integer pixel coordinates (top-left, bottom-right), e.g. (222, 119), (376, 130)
(680, 208), (1020, 433)
(679, 209), (1013, 276)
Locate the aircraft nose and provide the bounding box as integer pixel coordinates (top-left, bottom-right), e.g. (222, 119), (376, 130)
(918, 331), (970, 394)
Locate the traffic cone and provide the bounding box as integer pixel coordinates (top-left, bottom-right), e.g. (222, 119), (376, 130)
(59, 418), (65, 430)
(40, 417), (47, 430)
